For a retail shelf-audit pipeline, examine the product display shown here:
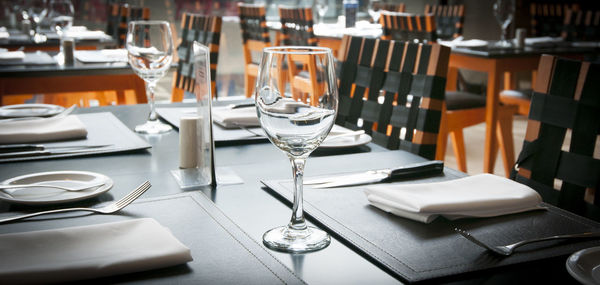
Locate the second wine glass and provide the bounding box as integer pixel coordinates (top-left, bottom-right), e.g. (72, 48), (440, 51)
(126, 20), (174, 134)
(256, 46), (338, 253)
(493, 0), (515, 48)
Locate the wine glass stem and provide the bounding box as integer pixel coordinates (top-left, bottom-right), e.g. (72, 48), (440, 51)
(501, 27), (507, 42)
(146, 82), (158, 122)
(288, 156), (307, 231)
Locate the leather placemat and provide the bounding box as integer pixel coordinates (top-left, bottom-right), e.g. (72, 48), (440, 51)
(0, 112), (151, 163)
(0, 192), (306, 284)
(157, 107), (266, 145)
(262, 175), (600, 283)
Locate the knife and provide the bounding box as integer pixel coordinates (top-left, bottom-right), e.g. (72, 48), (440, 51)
(0, 144), (111, 154)
(0, 145), (113, 159)
(304, 160), (444, 188)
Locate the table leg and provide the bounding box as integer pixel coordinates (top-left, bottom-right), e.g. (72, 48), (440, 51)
(446, 67), (459, 91)
(484, 65), (501, 173)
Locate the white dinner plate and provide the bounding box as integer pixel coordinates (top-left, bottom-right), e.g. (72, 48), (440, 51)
(566, 246), (600, 285)
(320, 125), (372, 149)
(0, 103), (65, 118)
(0, 171), (113, 205)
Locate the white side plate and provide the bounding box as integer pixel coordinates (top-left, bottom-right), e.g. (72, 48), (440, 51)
(0, 104), (65, 118)
(0, 171), (113, 205)
(320, 125), (372, 149)
(566, 246), (600, 285)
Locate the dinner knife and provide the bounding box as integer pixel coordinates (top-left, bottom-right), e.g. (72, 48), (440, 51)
(304, 160), (444, 189)
(0, 144), (111, 154)
(0, 145), (113, 159)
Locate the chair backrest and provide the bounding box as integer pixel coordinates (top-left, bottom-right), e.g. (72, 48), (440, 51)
(562, 8), (600, 41)
(107, 4), (150, 48)
(238, 3), (271, 65)
(513, 55), (600, 221)
(173, 12), (222, 99)
(336, 35), (450, 160)
(380, 11), (437, 43)
(529, 3), (579, 38)
(278, 6), (317, 46)
(424, 4), (464, 40)
(381, 3), (406, 13)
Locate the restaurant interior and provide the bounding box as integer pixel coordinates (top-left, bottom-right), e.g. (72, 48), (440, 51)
(0, 0), (599, 284)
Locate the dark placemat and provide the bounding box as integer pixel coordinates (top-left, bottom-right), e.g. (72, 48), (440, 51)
(0, 112), (151, 163)
(262, 174), (600, 283)
(0, 192), (306, 284)
(156, 107), (266, 144)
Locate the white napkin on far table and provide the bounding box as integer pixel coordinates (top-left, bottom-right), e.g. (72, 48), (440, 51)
(212, 106), (259, 128)
(0, 218), (192, 284)
(364, 173), (544, 223)
(0, 115), (87, 144)
(0, 51), (25, 61)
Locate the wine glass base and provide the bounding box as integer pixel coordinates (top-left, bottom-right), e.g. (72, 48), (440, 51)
(135, 120), (172, 134)
(494, 40), (513, 48)
(263, 225), (331, 253)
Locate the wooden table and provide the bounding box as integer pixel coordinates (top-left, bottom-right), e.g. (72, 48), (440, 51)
(0, 52), (146, 106)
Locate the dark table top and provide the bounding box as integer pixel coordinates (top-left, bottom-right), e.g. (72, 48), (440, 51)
(0, 28), (116, 50)
(450, 42), (598, 59)
(0, 103), (592, 284)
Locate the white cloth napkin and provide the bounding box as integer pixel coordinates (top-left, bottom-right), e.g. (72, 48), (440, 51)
(0, 218), (193, 284)
(0, 115), (87, 144)
(0, 27), (8, 39)
(0, 51), (25, 61)
(64, 30), (110, 40)
(364, 173), (545, 223)
(438, 37), (488, 48)
(525, 36), (564, 47)
(212, 106), (259, 128)
(75, 49), (128, 63)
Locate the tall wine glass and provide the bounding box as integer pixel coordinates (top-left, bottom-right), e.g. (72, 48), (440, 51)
(368, 0), (382, 24)
(315, 0), (328, 24)
(126, 20), (174, 134)
(256, 46), (338, 253)
(22, 0), (48, 43)
(48, 0), (74, 64)
(493, 0), (514, 48)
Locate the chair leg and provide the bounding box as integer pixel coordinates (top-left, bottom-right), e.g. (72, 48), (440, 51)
(435, 112), (448, 161)
(497, 107), (516, 178)
(244, 74), (254, 98)
(171, 88), (184, 102)
(450, 130), (467, 172)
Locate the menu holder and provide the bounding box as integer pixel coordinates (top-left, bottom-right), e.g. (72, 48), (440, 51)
(262, 175), (600, 283)
(0, 192), (306, 284)
(0, 112), (151, 163)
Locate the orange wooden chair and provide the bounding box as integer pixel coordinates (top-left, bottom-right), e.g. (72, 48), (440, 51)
(238, 3), (271, 98)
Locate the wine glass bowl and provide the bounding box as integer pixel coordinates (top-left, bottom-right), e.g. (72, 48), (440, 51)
(368, 0), (382, 24)
(48, 0), (74, 36)
(315, 0), (328, 24)
(256, 46), (338, 253)
(22, 0), (48, 43)
(493, 0), (515, 48)
(126, 20), (174, 134)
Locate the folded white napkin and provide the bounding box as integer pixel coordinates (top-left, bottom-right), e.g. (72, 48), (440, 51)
(0, 27), (8, 39)
(0, 115), (87, 144)
(212, 106), (259, 128)
(525, 36), (564, 46)
(64, 30), (110, 40)
(75, 49), (128, 63)
(0, 218), (192, 284)
(364, 173), (544, 223)
(438, 37), (488, 48)
(0, 51), (25, 61)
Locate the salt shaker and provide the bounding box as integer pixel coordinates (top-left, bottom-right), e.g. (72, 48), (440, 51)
(515, 28), (526, 49)
(62, 37), (75, 65)
(179, 116), (202, 169)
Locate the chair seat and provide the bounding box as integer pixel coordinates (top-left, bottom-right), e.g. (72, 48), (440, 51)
(445, 91), (486, 110)
(500, 89), (532, 99)
(500, 89), (532, 116)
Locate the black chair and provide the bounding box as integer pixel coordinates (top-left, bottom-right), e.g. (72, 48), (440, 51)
(512, 54), (600, 221)
(336, 35), (450, 160)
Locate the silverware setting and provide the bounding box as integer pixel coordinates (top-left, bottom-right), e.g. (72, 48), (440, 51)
(0, 144), (113, 158)
(304, 160), (444, 188)
(0, 181), (151, 224)
(455, 227), (600, 256)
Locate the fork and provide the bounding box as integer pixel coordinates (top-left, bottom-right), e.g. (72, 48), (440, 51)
(455, 227), (600, 256)
(0, 181), (151, 224)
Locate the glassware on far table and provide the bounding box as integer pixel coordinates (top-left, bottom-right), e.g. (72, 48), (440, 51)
(315, 0), (328, 24)
(368, 0), (382, 24)
(256, 46), (338, 253)
(126, 20), (174, 134)
(22, 0), (48, 43)
(48, 0), (74, 64)
(493, 0), (515, 48)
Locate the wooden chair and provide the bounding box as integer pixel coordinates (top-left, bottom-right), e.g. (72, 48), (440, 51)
(171, 13), (222, 102)
(424, 4), (464, 40)
(106, 4), (150, 48)
(336, 35), (450, 160)
(512, 54), (600, 221)
(238, 3), (271, 98)
(562, 8), (600, 42)
(530, 3), (580, 38)
(380, 3), (406, 13)
(380, 11), (437, 43)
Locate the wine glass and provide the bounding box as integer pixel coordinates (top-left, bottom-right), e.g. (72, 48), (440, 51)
(256, 46), (338, 253)
(22, 0), (48, 43)
(368, 0), (382, 24)
(48, 0), (74, 64)
(315, 0), (328, 24)
(493, 0), (515, 48)
(126, 21), (174, 134)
